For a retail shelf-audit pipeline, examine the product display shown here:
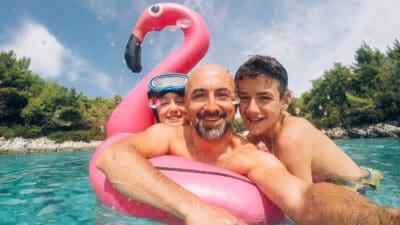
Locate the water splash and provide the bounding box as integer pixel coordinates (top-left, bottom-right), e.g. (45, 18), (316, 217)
(176, 19), (191, 29)
(106, 33), (116, 47)
(169, 25), (178, 32)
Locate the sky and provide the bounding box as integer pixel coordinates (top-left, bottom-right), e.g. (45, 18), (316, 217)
(1, 0), (399, 98)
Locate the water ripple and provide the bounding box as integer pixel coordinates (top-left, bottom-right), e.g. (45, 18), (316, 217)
(20, 188), (54, 194)
(0, 198), (27, 205)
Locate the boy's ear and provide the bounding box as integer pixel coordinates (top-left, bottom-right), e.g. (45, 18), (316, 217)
(282, 91), (291, 111)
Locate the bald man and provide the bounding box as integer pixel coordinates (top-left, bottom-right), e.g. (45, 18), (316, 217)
(96, 64), (400, 225)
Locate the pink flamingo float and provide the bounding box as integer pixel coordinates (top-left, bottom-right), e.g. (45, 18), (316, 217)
(89, 3), (285, 224)
(107, 2), (209, 136)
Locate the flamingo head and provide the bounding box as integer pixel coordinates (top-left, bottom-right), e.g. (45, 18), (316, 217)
(125, 3), (200, 73)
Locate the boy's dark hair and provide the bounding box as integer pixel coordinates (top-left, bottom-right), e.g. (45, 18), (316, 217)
(235, 55), (288, 98)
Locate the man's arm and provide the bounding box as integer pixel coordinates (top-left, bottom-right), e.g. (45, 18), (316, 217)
(245, 150), (400, 225)
(300, 182), (400, 225)
(95, 125), (245, 225)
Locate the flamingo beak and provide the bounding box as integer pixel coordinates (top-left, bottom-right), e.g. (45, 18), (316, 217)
(124, 34), (142, 73)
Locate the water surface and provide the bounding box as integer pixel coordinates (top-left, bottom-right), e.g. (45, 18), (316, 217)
(0, 138), (399, 224)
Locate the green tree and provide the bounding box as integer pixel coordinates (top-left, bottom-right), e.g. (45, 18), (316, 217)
(0, 50), (121, 140)
(343, 92), (376, 126)
(0, 51), (44, 125)
(300, 40), (400, 128)
(379, 39), (400, 121)
(21, 82), (82, 131)
(351, 42), (386, 97)
(302, 63), (352, 128)
(233, 117), (246, 134)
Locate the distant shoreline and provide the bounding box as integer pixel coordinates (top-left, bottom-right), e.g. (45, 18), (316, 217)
(0, 137), (101, 155)
(322, 123), (400, 139)
(1, 122), (399, 155)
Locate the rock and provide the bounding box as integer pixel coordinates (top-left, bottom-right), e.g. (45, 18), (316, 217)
(326, 123), (400, 139)
(326, 127), (347, 139)
(0, 137), (101, 155)
(373, 123), (400, 137)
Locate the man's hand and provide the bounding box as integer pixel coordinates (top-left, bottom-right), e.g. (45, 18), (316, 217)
(185, 204), (247, 225)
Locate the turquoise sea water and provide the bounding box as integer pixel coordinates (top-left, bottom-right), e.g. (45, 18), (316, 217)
(0, 138), (399, 224)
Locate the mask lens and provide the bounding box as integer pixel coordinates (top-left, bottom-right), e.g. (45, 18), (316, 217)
(149, 73), (187, 93)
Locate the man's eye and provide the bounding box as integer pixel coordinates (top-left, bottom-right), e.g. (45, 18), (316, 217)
(191, 94), (206, 101)
(217, 94), (230, 101)
(239, 96), (250, 102)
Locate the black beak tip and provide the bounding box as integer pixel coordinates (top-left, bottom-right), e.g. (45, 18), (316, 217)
(124, 34), (142, 73)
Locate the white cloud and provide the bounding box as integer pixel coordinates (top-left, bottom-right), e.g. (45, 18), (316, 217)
(0, 20), (66, 78)
(87, 0), (119, 22)
(183, 0), (217, 19)
(212, 0), (400, 96)
(92, 71), (114, 95)
(0, 19), (116, 96)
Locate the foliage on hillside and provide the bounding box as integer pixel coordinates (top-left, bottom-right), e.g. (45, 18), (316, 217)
(0, 51), (121, 142)
(2, 39), (400, 138)
(287, 40), (400, 129)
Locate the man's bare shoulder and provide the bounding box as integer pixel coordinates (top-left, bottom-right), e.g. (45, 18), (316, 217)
(122, 123), (183, 147)
(144, 123), (183, 135)
(232, 132), (253, 146)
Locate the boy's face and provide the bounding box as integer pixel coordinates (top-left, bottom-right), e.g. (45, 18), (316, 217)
(156, 92), (187, 125)
(237, 74), (289, 136)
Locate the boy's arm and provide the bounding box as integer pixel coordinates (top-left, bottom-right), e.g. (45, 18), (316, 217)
(275, 139), (313, 182)
(275, 117), (314, 182)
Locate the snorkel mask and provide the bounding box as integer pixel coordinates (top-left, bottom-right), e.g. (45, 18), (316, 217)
(147, 73), (188, 122)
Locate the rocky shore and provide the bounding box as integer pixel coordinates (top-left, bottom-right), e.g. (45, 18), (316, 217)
(0, 137), (102, 155)
(1, 122), (399, 155)
(323, 123), (400, 139)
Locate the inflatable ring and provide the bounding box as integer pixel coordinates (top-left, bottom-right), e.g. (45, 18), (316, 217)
(89, 3), (286, 225)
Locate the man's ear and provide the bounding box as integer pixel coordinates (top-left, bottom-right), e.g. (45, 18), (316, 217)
(281, 91), (291, 111)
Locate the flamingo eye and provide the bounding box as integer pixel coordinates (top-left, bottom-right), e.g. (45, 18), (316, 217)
(148, 4), (163, 17)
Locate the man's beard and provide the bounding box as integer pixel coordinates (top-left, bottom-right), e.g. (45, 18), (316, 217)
(195, 111), (231, 139)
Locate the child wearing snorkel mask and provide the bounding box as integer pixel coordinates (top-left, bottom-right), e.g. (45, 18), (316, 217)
(147, 73), (189, 125)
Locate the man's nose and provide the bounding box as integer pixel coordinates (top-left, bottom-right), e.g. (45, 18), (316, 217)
(203, 95), (220, 113)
